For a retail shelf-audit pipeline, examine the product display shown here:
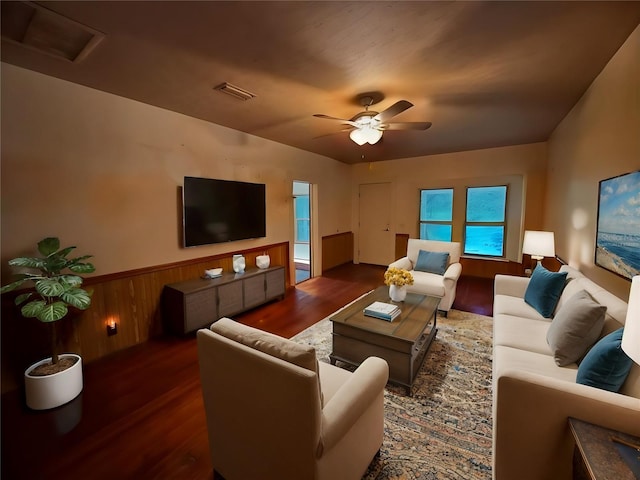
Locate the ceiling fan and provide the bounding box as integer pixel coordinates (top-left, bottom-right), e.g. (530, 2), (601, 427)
(313, 95), (432, 145)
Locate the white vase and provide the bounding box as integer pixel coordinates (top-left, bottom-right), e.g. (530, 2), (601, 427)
(389, 285), (407, 302)
(256, 254), (270, 269)
(233, 254), (246, 273)
(24, 353), (83, 410)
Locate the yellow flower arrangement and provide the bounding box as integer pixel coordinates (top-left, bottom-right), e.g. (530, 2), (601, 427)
(384, 267), (414, 287)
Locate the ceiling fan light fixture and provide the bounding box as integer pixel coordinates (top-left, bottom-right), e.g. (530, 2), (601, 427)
(364, 128), (383, 144)
(349, 126), (383, 145)
(349, 128), (368, 146)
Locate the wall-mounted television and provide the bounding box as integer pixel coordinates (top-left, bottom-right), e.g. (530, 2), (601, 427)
(182, 176), (266, 247)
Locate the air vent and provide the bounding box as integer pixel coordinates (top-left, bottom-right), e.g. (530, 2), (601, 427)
(1, 1), (104, 63)
(213, 82), (256, 101)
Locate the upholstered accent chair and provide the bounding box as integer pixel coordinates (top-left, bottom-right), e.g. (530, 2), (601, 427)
(197, 318), (389, 480)
(389, 239), (463, 315)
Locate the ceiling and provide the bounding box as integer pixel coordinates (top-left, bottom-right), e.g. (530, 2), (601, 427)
(2, 1), (640, 164)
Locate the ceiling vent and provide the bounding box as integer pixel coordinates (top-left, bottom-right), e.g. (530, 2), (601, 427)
(1, 1), (104, 63)
(213, 82), (256, 101)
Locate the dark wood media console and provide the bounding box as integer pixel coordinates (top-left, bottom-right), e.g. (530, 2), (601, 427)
(163, 266), (285, 334)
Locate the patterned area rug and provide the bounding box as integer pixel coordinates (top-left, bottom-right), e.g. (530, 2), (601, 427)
(292, 308), (493, 480)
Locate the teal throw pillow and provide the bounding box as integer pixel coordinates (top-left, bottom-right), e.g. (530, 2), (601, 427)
(524, 264), (567, 318)
(577, 328), (632, 393)
(415, 250), (450, 275)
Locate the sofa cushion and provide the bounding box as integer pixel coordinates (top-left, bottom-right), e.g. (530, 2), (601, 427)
(415, 250), (449, 275)
(524, 264), (568, 318)
(577, 328), (633, 393)
(546, 290), (606, 367)
(494, 294), (548, 321)
(493, 314), (552, 355)
(494, 345), (578, 382)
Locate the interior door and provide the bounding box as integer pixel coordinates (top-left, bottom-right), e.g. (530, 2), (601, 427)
(359, 183), (394, 265)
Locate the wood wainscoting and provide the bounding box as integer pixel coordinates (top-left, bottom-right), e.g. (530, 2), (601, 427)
(322, 232), (354, 272)
(395, 233), (410, 261)
(0, 242), (289, 393)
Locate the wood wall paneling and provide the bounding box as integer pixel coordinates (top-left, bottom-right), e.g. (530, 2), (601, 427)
(1, 242), (289, 393)
(459, 257), (524, 278)
(395, 233), (410, 261)
(322, 232), (354, 272)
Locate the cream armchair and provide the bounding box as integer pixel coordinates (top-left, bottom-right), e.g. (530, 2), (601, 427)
(389, 239), (463, 315)
(197, 318), (389, 480)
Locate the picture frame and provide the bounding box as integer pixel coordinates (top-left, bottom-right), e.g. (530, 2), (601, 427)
(595, 170), (640, 280)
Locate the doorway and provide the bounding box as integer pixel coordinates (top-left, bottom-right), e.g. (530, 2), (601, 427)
(293, 181), (312, 283)
(358, 182), (394, 265)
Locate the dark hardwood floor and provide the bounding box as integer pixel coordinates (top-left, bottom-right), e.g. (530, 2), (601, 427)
(1, 264), (493, 480)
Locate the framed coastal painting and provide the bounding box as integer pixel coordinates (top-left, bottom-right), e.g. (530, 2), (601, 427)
(595, 170), (640, 280)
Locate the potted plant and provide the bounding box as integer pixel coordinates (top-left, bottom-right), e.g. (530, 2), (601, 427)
(1, 237), (95, 410)
(384, 267), (414, 302)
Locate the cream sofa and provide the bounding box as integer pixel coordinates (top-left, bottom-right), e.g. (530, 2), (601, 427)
(389, 239), (462, 314)
(492, 265), (640, 480)
(197, 318), (389, 480)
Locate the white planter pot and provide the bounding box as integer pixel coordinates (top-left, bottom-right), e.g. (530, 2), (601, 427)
(24, 353), (83, 410)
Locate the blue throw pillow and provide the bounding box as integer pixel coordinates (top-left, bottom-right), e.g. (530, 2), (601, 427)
(524, 264), (567, 318)
(415, 250), (450, 275)
(577, 328), (632, 392)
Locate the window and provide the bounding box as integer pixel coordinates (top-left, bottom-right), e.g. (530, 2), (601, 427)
(294, 195), (310, 242)
(464, 185), (507, 257)
(419, 188), (453, 241)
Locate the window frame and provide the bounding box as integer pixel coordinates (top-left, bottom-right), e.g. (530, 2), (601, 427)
(463, 185), (508, 258)
(418, 188), (454, 242)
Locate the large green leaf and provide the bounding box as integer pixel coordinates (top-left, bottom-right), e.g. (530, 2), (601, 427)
(61, 288), (92, 310)
(0, 277), (29, 294)
(59, 275), (83, 287)
(38, 301), (68, 322)
(15, 292), (33, 305)
(8, 257), (45, 269)
(38, 237), (60, 256)
(21, 300), (46, 318)
(69, 255), (93, 263)
(69, 263), (96, 274)
(56, 246), (76, 258)
(35, 279), (66, 297)
(43, 255), (68, 274)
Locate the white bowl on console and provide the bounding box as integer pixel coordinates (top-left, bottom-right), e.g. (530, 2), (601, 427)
(256, 255), (270, 269)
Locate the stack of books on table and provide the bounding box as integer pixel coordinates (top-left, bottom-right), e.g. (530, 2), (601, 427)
(363, 301), (401, 322)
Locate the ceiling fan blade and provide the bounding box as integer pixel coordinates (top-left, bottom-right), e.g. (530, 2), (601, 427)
(313, 128), (354, 139)
(313, 113), (349, 121)
(382, 122), (432, 131)
(313, 114), (359, 128)
(373, 100), (413, 123)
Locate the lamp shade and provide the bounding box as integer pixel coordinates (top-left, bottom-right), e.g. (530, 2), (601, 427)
(621, 276), (640, 365)
(523, 230), (555, 260)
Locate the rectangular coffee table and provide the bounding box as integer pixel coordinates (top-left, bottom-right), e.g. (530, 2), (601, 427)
(329, 286), (439, 395)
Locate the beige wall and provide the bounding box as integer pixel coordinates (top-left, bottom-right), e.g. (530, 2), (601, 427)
(546, 25), (640, 301)
(351, 142), (548, 263)
(1, 64), (351, 280)
(2, 23), (638, 300)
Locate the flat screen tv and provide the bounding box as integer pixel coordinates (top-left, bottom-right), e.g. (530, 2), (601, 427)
(182, 176), (266, 247)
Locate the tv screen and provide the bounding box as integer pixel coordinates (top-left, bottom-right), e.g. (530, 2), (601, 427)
(183, 176), (266, 247)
